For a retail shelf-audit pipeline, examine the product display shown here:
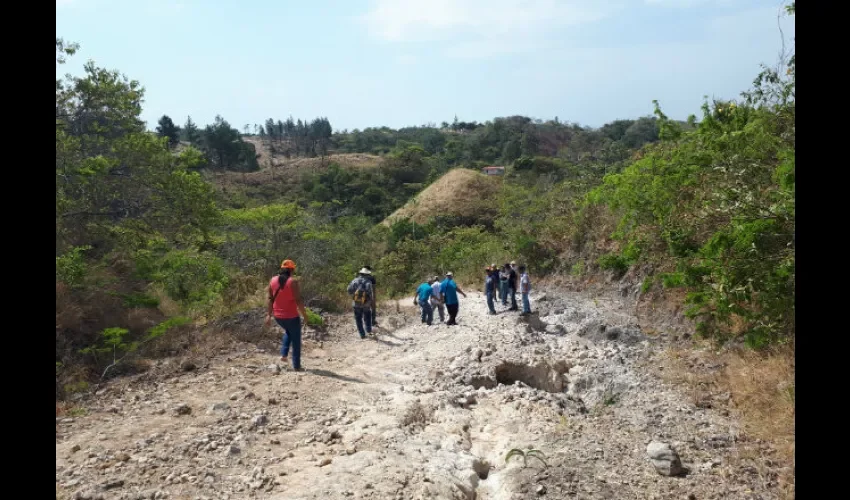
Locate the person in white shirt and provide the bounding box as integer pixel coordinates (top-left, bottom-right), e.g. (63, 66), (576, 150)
(519, 265), (532, 315)
(430, 275), (445, 323)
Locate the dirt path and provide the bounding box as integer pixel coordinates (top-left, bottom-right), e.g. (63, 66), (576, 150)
(56, 288), (784, 500)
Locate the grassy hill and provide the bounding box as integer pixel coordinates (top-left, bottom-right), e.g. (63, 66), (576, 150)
(381, 168), (502, 227)
(242, 136), (381, 172)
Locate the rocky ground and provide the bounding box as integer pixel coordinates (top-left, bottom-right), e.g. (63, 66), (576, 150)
(56, 287), (787, 500)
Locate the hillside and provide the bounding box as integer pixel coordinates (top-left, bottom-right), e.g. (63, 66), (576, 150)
(382, 168), (502, 226)
(242, 136), (382, 172)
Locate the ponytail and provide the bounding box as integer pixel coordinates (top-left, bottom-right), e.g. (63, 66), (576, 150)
(278, 268), (292, 288)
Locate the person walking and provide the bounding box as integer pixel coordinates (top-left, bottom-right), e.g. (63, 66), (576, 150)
(264, 259), (309, 371)
(440, 272), (467, 325)
(347, 268), (374, 339)
(430, 275), (445, 323)
(499, 264), (510, 306)
(519, 265), (532, 315)
(507, 260), (519, 311)
(414, 277), (435, 326)
(484, 266), (498, 315)
(364, 265), (378, 327)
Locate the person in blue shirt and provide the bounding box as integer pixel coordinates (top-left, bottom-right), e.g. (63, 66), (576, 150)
(484, 266), (498, 315)
(440, 272), (467, 325)
(413, 277), (436, 326)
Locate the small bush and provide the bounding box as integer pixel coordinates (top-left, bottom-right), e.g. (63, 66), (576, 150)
(598, 253), (630, 274)
(305, 308), (323, 327)
(123, 292), (160, 308)
(56, 246), (91, 287)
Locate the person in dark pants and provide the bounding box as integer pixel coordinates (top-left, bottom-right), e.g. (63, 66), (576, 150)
(364, 265), (378, 327)
(499, 264), (510, 306)
(264, 259), (308, 371)
(508, 260), (519, 311)
(347, 268), (375, 339)
(414, 277), (435, 325)
(440, 271), (467, 325)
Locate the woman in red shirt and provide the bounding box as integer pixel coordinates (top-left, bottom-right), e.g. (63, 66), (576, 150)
(264, 259), (308, 371)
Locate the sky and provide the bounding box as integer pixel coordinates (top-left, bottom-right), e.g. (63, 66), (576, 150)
(56, 0), (795, 132)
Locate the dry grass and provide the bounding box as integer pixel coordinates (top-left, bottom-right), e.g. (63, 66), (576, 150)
(663, 343), (795, 498)
(381, 168), (501, 226)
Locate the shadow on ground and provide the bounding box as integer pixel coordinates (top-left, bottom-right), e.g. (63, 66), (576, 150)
(308, 368), (366, 384)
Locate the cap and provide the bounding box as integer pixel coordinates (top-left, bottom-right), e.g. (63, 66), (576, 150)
(510, 260), (516, 265)
(358, 267), (371, 275)
(281, 259), (296, 269)
(432, 275), (440, 282)
(445, 271), (453, 277)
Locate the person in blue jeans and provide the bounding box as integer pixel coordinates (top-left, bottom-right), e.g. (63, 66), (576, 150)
(519, 265), (532, 315)
(414, 278), (435, 325)
(499, 264), (510, 305)
(484, 266), (498, 314)
(264, 259), (308, 371)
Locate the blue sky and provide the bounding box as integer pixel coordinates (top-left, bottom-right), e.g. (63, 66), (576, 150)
(56, 0), (795, 132)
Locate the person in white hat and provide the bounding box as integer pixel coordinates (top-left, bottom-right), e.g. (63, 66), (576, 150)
(439, 271), (467, 325)
(430, 275), (445, 323)
(346, 268), (375, 339)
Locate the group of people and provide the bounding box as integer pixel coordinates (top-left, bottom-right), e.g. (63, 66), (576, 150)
(484, 260), (532, 316)
(264, 258), (531, 372)
(414, 272), (467, 326)
(414, 260), (532, 326)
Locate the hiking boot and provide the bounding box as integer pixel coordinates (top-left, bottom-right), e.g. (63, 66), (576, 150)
(292, 367), (305, 372)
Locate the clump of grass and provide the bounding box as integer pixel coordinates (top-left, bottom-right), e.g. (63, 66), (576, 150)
(663, 344), (795, 499)
(399, 401), (433, 432)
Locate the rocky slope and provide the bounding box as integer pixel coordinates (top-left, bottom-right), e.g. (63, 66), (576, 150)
(56, 287), (786, 500)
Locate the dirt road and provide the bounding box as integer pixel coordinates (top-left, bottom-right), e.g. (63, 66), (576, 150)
(56, 288), (785, 500)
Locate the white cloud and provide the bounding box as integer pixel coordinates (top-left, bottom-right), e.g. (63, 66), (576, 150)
(360, 0), (615, 45)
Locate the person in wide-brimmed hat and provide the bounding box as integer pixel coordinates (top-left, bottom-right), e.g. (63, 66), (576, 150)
(347, 267), (375, 339)
(264, 259), (308, 371)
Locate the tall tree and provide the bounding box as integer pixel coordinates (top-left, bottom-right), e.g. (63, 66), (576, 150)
(156, 115), (181, 148)
(202, 115), (242, 170)
(183, 116), (201, 145)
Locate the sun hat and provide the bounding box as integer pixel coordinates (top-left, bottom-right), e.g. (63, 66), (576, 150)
(358, 267), (371, 275)
(280, 259), (296, 269)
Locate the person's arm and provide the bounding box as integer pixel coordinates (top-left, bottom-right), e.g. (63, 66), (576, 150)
(264, 283), (274, 326)
(291, 279), (308, 321)
(457, 284), (467, 298)
(413, 288), (419, 305)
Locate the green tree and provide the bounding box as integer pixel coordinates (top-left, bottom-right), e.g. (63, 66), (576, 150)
(183, 116), (201, 144)
(156, 115), (181, 148)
